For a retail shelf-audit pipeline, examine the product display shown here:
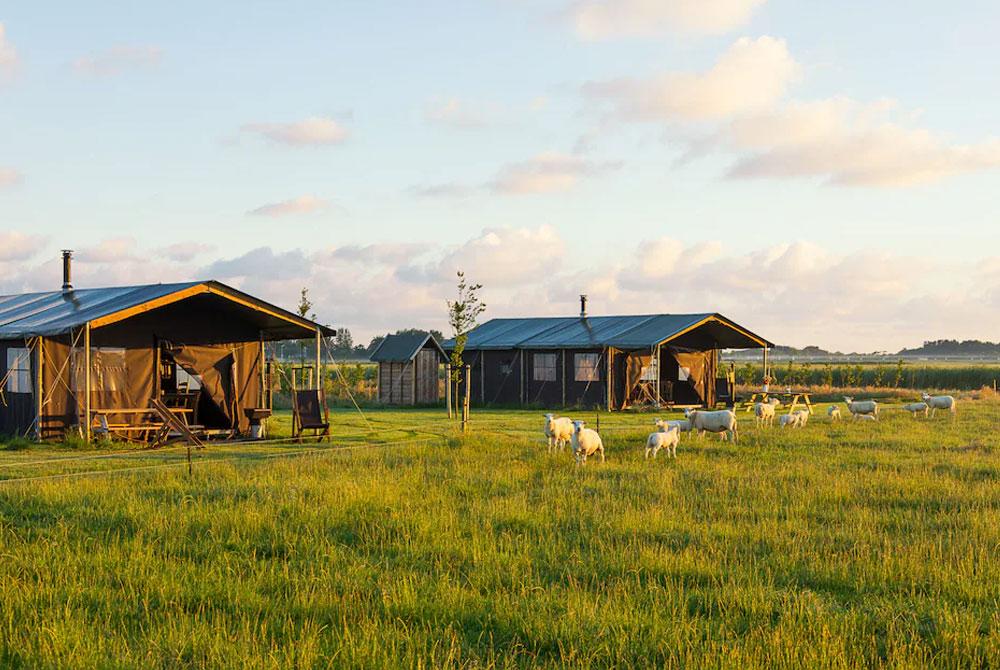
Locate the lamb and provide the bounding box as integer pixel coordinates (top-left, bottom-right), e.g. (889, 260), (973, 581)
(645, 425), (680, 459)
(827, 405), (841, 421)
(571, 420), (605, 465)
(901, 401), (929, 418)
(793, 409), (810, 426)
(779, 412), (802, 429)
(543, 414), (575, 453)
(754, 402), (777, 428)
(854, 414), (877, 422)
(684, 408), (738, 442)
(843, 396), (879, 420)
(655, 417), (691, 436)
(921, 393), (957, 419)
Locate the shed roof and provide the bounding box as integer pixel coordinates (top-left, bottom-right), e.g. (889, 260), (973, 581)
(442, 313), (770, 351)
(369, 332), (446, 363)
(0, 280), (334, 340)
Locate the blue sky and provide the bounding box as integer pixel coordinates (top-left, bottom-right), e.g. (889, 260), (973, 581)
(1, 1), (999, 350)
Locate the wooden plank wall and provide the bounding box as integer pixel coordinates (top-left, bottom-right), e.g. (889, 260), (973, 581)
(378, 361), (415, 405)
(414, 349), (439, 403)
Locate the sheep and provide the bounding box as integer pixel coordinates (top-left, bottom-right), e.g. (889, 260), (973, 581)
(901, 402), (929, 418)
(827, 405), (842, 421)
(654, 417), (692, 436)
(921, 393), (957, 419)
(754, 402), (777, 428)
(779, 412), (802, 429)
(854, 414), (877, 422)
(571, 420), (605, 465)
(843, 396), (879, 420)
(793, 409), (810, 426)
(684, 408), (738, 442)
(543, 413), (575, 453)
(645, 425), (680, 459)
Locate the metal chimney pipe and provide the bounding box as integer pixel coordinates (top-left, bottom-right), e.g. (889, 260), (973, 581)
(61, 250), (73, 291)
(579, 294), (587, 318)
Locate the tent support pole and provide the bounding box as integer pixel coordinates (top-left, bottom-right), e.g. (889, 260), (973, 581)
(655, 344), (661, 408)
(519, 350), (525, 406)
(763, 346), (769, 387)
(606, 348), (613, 411)
(315, 328), (322, 391)
(561, 350), (566, 407)
(83, 322), (91, 444)
(34, 338), (44, 442)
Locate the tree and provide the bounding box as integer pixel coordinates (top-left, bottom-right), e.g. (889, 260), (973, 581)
(447, 272), (486, 404)
(296, 287), (316, 365)
(333, 328), (354, 353)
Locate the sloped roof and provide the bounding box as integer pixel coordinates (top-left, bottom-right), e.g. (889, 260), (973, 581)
(442, 313), (770, 351)
(0, 280), (334, 339)
(369, 332), (446, 363)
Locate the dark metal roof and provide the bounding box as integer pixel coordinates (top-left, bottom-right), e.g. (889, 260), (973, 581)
(369, 332), (446, 363)
(0, 281), (334, 339)
(442, 313), (771, 351)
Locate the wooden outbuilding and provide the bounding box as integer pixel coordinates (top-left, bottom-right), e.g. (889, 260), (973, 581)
(370, 333), (446, 405)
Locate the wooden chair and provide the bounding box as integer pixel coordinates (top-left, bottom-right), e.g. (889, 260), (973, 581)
(291, 389), (330, 442)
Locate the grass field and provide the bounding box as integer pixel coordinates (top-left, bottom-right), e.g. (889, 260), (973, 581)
(0, 401), (999, 668)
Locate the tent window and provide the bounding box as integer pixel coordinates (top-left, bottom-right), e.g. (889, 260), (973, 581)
(678, 366), (691, 382)
(574, 354), (600, 382)
(640, 359), (658, 381)
(5, 348), (31, 394)
(533, 353), (557, 382)
(72, 348), (128, 393)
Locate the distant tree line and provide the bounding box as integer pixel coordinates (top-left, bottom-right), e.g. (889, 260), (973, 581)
(898, 339), (1000, 356)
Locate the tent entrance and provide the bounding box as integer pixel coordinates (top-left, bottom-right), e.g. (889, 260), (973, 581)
(160, 344), (237, 431)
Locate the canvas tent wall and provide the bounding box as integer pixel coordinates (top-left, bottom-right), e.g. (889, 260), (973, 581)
(370, 333), (445, 405)
(0, 281), (333, 441)
(444, 313), (770, 410)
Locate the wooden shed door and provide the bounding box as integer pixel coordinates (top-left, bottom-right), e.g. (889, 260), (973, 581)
(415, 350), (439, 404)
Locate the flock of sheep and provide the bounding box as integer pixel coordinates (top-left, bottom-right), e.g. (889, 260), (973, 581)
(543, 392), (958, 464)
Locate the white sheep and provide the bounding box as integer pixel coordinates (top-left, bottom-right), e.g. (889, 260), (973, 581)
(793, 409), (810, 426)
(645, 425), (679, 459)
(543, 413), (575, 453)
(684, 409), (738, 442)
(901, 402), (929, 418)
(827, 405), (841, 421)
(571, 420), (605, 465)
(844, 396), (879, 420)
(854, 414), (877, 422)
(779, 412), (802, 429)
(921, 393), (957, 419)
(754, 402), (776, 428)
(655, 417), (691, 436)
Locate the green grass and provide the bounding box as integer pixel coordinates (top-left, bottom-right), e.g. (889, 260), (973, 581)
(0, 402), (998, 668)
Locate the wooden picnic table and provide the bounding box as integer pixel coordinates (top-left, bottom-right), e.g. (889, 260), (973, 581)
(740, 391), (814, 414)
(89, 407), (194, 442)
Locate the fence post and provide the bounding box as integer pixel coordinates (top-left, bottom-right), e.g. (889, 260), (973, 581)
(462, 364), (471, 433)
(445, 363), (453, 418)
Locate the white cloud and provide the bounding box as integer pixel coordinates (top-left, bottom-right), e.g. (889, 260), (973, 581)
(424, 98), (493, 129)
(569, 0), (766, 39)
(0, 167), (23, 189)
(0, 232), (46, 262)
(241, 117), (349, 147)
(490, 152), (621, 194)
(159, 242), (215, 262)
(0, 23), (18, 76)
(587, 36), (1000, 187)
(409, 183), (477, 199)
(584, 36), (799, 121)
(72, 45), (162, 76)
(247, 195), (330, 217)
(722, 98), (1000, 186)
(3, 229), (999, 351)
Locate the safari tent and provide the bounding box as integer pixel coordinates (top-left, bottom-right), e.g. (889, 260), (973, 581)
(370, 332), (446, 405)
(0, 255), (333, 441)
(443, 300), (771, 410)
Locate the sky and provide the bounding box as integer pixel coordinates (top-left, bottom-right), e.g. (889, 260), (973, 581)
(1, 1), (999, 352)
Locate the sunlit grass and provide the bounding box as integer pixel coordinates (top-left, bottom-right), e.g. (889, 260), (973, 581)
(0, 401), (997, 667)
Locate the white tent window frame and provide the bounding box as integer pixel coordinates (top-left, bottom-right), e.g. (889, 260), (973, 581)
(5, 348), (31, 394)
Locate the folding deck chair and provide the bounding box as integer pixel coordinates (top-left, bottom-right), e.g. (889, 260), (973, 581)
(291, 389), (331, 442)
